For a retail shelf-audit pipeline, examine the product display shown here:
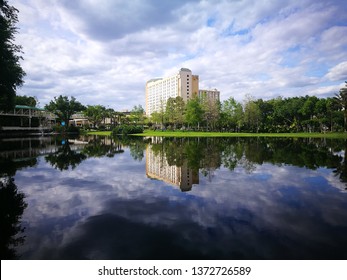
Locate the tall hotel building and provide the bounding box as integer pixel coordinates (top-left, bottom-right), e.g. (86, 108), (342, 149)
(146, 68), (200, 117)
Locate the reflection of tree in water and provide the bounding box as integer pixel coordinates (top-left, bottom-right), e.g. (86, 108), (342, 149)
(333, 139), (347, 190)
(83, 136), (124, 158)
(75, 136), (347, 188)
(220, 137), (344, 173)
(0, 158), (37, 178)
(0, 177), (27, 259)
(116, 136), (147, 162)
(45, 140), (87, 171)
(149, 137), (222, 181)
(147, 137), (347, 186)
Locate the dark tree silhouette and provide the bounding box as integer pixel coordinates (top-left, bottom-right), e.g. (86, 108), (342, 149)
(0, 177), (27, 259)
(0, 0), (26, 110)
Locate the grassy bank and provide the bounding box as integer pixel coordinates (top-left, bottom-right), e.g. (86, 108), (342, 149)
(87, 131), (112, 136)
(87, 130), (347, 138)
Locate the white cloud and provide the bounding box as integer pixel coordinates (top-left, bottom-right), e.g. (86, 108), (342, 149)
(11, 0), (347, 109)
(326, 61), (347, 81)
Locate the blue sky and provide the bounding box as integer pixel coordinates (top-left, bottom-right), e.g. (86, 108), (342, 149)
(12, 0), (347, 111)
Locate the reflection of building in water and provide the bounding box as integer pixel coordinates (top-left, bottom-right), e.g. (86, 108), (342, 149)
(0, 137), (87, 161)
(146, 146), (199, 192)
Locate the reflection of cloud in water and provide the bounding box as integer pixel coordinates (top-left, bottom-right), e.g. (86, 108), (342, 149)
(14, 151), (347, 259)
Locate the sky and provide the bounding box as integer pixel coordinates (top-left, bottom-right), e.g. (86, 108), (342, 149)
(11, 0), (347, 111)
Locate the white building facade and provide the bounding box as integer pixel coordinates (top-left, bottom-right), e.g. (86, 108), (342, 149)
(145, 68), (199, 117)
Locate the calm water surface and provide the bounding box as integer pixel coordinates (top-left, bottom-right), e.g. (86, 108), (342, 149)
(1, 135), (347, 259)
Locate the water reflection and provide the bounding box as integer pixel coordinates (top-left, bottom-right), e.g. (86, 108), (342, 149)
(0, 177), (27, 259)
(146, 137), (347, 191)
(1, 136), (347, 259)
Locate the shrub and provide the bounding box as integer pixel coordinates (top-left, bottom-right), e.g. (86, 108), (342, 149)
(112, 125), (143, 136)
(98, 125), (106, 131)
(67, 126), (80, 134)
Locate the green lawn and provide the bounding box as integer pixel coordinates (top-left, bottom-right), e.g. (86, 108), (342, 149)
(87, 131), (112, 136)
(87, 130), (347, 138)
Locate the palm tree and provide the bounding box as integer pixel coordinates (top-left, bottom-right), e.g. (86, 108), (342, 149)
(334, 82), (347, 131)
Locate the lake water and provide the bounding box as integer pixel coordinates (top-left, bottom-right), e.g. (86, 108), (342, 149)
(1, 135), (347, 260)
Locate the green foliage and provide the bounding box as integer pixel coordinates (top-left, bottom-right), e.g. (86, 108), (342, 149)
(185, 97), (204, 129)
(334, 81), (347, 131)
(0, 1), (26, 111)
(15, 95), (37, 107)
(84, 105), (107, 128)
(243, 95), (261, 132)
(201, 97), (220, 131)
(112, 124), (144, 136)
(148, 83), (347, 133)
(130, 104), (145, 124)
(220, 97), (243, 131)
(150, 111), (163, 126)
(165, 96), (185, 129)
(45, 95), (86, 127)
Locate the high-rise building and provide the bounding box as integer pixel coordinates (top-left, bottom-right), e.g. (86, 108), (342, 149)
(145, 68), (199, 117)
(198, 89), (220, 102)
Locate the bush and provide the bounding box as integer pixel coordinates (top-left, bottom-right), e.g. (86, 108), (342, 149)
(98, 125), (106, 131)
(51, 125), (80, 134)
(67, 126), (80, 134)
(112, 125), (143, 136)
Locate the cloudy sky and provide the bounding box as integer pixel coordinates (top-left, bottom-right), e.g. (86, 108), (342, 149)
(12, 0), (347, 111)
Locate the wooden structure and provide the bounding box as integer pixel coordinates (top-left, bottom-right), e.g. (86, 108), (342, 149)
(0, 105), (57, 133)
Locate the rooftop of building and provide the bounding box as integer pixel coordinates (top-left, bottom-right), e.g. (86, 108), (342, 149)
(147, 78), (163, 83)
(146, 68), (193, 84)
(180, 68), (191, 72)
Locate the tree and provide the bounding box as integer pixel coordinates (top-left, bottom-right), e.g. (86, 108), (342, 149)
(15, 95), (37, 107)
(185, 97), (204, 129)
(174, 96), (186, 128)
(220, 97), (244, 132)
(165, 97), (176, 126)
(201, 97), (220, 131)
(334, 82), (347, 131)
(243, 94), (260, 132)
(0, 0), (26, 111)
(45, 95), (85, 127)
(150, 111), (162, 127)
(150, 99), (166, 129)
(165, 96), (185, 129)
(0, 177), (27, 259)
(130, 104), (145, 125)
(326, 97), (341, 132)
(84, 105), (106, 128)
(105, 108), (121, 129)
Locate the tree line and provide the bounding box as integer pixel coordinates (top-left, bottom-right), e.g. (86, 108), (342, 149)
(43, 95), (145, 130)
(12, 82), (347, 134)
(149, 82), (347, 133)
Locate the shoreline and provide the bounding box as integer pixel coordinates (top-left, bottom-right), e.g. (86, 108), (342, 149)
(87, 131), (347, 139)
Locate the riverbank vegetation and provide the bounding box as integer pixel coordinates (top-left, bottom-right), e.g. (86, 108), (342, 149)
(148, 82), (347, 134)
(80, 82), (347, 136)
(86, 83), (347, 137)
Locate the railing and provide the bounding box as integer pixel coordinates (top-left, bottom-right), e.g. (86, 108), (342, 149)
(0, 108), (57, 119)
